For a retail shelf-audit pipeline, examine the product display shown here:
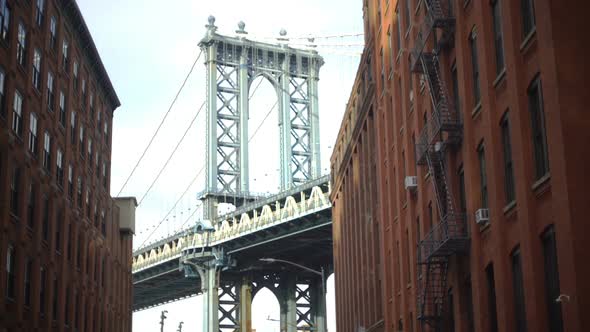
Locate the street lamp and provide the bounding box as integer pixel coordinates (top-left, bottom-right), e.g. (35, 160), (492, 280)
(259, 258), (326, 331)
(159, 310), (168, 332)
(177, 321), (184, 331)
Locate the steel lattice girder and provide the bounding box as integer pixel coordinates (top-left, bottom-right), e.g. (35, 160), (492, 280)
(219, 282), (240, 331)
(216, 64), (240, 193)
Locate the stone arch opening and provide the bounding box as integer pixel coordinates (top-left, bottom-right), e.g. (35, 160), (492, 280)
(252, 286), (280, 332)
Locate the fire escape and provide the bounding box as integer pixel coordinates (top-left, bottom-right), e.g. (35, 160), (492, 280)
(410, 1), (469, 330)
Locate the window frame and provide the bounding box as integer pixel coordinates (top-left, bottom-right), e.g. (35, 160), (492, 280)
(528, 76), (550, 180)
(32, 48), (42, 90)
(16, 22), (26, 67)
(469, 28), (481, 106)
(491, 0), (505, 75)
(478, 142), (488, 208)
(12, 90), (23, 137)
(501, 112), (515, 203)
(29, 112), (38, 155)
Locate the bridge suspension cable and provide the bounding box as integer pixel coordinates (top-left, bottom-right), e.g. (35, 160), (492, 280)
(137, 100), (206, 206)
(116, 49), (204, 197)
(137, 163), (206, 248)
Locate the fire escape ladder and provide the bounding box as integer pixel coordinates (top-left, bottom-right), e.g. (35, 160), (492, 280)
(417, 259), (449, 328)
(413, 1), (465, 329)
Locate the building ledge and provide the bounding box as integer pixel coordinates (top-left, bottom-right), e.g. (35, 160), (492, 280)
(532, 173), (551, 197)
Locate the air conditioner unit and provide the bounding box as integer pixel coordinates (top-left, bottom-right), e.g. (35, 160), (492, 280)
(404, 176), (418, 191)
(434, 141), (444, 152)
(475, 208), (490, 225)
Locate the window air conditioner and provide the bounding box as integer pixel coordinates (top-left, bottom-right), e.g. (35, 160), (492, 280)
(475, 208), (490, 225)
(404, 176), (418, 192)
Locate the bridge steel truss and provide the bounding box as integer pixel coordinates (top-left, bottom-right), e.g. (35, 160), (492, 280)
(132, 176), (332, 331)
(199, 17), (324, 219)
(410, 1), (470, 331)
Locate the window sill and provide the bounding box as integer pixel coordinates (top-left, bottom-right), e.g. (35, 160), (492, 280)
(471, 102), (482, 119)
(532, 173), (551, 196)
(492, 68), (506, 89)
(396, 50), (402, 63)
(402, 200), (408, 210)
(463, 0), (472, 10)
(520, 27), (537, 54)
(503, 200), (517, 216)
(415, 0), (423, 15)
(404, 28), (411, 40)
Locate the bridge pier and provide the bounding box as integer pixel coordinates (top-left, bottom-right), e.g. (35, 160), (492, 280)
(239, 276), (253, 332)
(197, 262), (219, 332)
(280, 275), (298, 332)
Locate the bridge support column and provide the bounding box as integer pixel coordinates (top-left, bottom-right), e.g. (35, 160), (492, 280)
(240, 276), (253, 332)
(280, 276), (298, 332)
(199, 263), (219, 332)
(311, 276), (327, 332)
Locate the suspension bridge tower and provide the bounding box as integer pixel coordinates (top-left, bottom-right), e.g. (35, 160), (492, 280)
(197, 16), (324, 221)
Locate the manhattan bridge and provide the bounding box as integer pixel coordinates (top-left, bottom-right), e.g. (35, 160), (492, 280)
(131, 16), (356, 331)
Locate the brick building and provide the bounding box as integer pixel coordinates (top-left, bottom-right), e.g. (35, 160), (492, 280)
(0, 0), (135, 331)
(331, 0), (589, 331)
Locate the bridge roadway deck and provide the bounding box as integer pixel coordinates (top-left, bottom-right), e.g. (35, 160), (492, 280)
(132, 177), (332, 311)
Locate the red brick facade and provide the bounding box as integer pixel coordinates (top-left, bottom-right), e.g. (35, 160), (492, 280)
(0, 0), (132, 331)
(331, 0), (590, 331)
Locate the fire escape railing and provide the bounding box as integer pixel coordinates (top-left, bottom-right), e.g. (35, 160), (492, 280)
(411, 1), (468, 330)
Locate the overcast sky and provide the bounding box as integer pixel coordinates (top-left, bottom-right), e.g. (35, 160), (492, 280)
(77, 0), (363, 331)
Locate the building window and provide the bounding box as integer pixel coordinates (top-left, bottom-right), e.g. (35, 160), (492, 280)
(24, 258), (32, 306)
(27, 182), (36, 228)
(77, 177), (82, 208)
(501, 112), (515, 203)
(64, 288), (70, 325)
(10, 167), (20, 217)
(12, 90), (23, 137)
(43, 131), (51, 171)
(76, 234), (82, 268)
(542, 226), (564, 332)
(52, 274), (58, 321)
(85, 189), (90, 218)
(102, 162), (107, 188)
(59, 91), (66, 126)
(491, 0), (505, 75)
(478, 143), (488, 208)
(486, 263), (499, 332)
(35, 0), (44, 26)
(39, 266), (46, 315)
(512, 247), (527, 332)
(67, 223), (72, 261)
(0, 67), (5, 119)
(404, 0), (411, 31)
(395, 10), (401, 55)
(32, 48), (41, 90)
(448, 288), (455, 332)
(56, 148), (63, 187)
(73, 61), (79, 92)
(405, 229), (411, 282)
(49, 16), (56, 49)
(387, 26), (393, 76)
(5, 245), (15, 299)
(55, 209), (62, 253)
(0, 0), (10, 44)
(521, 0), (536, 39)
(380, 47), (385, 90)
(42, 195), (49, 241)
(104, 121), (108, 138)
(29, 112), (38, 155)
(62, 39), (69, 72)
(528, 76), (550, 180)
(88, 138), (93, 162)
(428, 201), (433, 229)
(458, 166), (466, 213)
(451, 62), (460, 121)
(469, 28), (481, 106)
(82, 79), (86, 103)
(47, 71), (54, 111)
(97, 110), (101, 130)
(89, 93), (94, 116)
(70, 111), (76, 145)
(79, 125), (84, 157)
(16, 22), (26, 66)
(68, 165), (73, 199)
(101, 210), (106, 236)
